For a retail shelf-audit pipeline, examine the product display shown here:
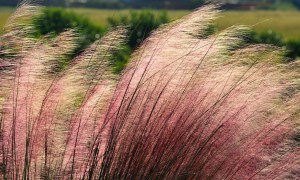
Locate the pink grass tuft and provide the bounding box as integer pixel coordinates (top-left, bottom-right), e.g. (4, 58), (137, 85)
(0, 1), (299, 179)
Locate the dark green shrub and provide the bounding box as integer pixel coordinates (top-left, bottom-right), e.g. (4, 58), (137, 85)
(33, 8), (106, 57)
(108, 10), (169, 73)
(245, 30), (300, 61)
(285, 39), (300, 59)
(112, 46), (132, 74)
(108, 10), (169, 49)
(248, 30), (283, 46)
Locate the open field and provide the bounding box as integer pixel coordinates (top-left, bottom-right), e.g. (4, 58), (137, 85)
(216, 11), (300, 40)
(1, 7), (300, 40)
(0, 7), (13, 31)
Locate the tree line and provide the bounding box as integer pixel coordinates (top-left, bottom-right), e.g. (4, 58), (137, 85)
(0, 0), (299, 9)
(0, 0), (204, 9)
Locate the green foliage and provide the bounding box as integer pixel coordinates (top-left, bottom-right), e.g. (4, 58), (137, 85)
(107, 10), (169, 73)
(286, 39), (300, 59)
(248, 30), (283, 46)
(246, 30), (300, 60)
(32, 8), (169, 73)
(33, 8), (106, 57)
(108, 10), (169, 48)
(112, 46), (132, 74)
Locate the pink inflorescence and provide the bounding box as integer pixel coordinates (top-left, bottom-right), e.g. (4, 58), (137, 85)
(0, 1), (299, 179)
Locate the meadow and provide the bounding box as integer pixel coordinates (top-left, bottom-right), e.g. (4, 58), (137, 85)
(1, 7), (300, 40)
(0, 7), (12, 32)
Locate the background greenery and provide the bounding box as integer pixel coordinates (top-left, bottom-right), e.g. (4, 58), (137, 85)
(2, 8), (300, 40)
(0, 0), (300, 10)
(1, 7), (300, 70)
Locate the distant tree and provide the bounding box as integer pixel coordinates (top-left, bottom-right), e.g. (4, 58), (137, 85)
(41, 0), (67, 6)
(291, 0), (300, 9)
(123, 0), (204, 9)
(0, 0), (18, 6)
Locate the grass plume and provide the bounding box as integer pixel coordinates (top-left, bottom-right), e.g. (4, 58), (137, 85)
(0, 1), (299, 179)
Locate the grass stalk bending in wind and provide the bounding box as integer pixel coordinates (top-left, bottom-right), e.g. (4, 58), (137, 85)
(0, 1), (299, 179)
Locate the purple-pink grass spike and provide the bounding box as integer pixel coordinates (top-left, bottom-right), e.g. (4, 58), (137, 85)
(0, 1), (299, 179)
(93, 5), (299, 179)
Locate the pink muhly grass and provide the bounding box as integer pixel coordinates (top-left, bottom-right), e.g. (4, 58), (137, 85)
(0, 1), (299, 179)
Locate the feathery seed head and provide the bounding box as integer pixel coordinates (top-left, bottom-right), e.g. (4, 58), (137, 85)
(0, 1), (299, 179)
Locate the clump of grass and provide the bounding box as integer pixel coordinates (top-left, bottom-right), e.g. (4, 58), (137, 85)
(0, 1), (299, 179)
